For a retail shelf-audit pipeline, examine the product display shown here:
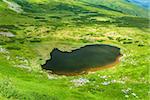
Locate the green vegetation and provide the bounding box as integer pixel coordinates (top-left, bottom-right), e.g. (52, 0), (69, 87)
(0, 0), (149, 100)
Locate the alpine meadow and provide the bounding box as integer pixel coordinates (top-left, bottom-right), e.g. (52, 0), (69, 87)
(0, 0), (149, 100)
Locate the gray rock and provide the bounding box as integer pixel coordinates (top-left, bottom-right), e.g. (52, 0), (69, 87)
(0, 32), (15, 37)
(71, 78), (90, 87)
(101, 81), (110, 86)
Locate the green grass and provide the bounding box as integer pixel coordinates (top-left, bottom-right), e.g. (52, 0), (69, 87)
(0, 0), (149, 100)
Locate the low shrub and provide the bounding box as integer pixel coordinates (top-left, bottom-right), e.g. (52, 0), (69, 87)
(6, 46), (21, 50)
(0, 79), (19, 99)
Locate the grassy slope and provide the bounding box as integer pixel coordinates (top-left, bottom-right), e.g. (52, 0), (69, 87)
(80, 0), (148, 17)
(0, 0), (149, 100)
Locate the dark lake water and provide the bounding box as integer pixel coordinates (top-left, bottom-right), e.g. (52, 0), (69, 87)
(42, 44), (121, 75)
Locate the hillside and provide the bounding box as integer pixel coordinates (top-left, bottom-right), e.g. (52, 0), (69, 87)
(0, 0), (149, 100)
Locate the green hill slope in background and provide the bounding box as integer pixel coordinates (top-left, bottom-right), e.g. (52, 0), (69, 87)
(0, 0), (149, 100)
(80, 0), (148, 17)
